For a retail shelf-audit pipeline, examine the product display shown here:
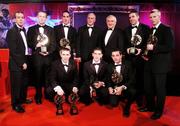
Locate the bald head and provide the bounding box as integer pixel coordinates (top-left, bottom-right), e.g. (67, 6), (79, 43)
(87, 13), (96, 26)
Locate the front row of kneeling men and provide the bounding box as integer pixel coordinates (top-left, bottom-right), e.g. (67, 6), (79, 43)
(46, 47), (135, 117)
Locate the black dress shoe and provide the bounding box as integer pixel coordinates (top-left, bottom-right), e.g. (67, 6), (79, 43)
(23, 99), (33, 104)
(12, 105), (25, 113)
(138, 107), (154, 112)
(35, 99), (42, 105)
(151, 112), (162, 120)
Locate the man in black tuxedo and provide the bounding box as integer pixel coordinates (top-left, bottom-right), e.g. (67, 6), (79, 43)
(27, 11), (56, 104)
(102, 15), (124, 63)
(47, 48), (79, 115)
(107, 49), (136, 117)
(124, 10), (150, 109)
(139, 9), (174, 120)
(79, 48), (108, 105)
(7, 12), (32, 113)
(54, 11), (77, 60)
(76, 13), (102, 62)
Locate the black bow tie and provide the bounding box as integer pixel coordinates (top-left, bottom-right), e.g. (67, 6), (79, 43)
(87, 26), (93, 29)
(131, 26), (138, 29)
(108, 28), (112, 31)
(152, 27), (157, 30)
(93, 63), (100, 65)
(38, 25), (46, 28)
(63, 25), (70, 28)
(19, 28), (25, 32)
(115, 64), (122, 67)
(63, 64), (69, 67)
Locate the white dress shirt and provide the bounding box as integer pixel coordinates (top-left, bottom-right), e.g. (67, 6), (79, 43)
(63, 23), (70, 39)
(131, 22), (139, 37)
(104, 28), (114, 46)
(152, 22), (161, 35)
(92, 60), (100, 73)
(62, 60), (69, 72)
(16, 24), (28, 55)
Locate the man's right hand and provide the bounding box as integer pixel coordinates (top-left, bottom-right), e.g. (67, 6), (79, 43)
(108, 87), (114, 94)
(22, 63), (27, 70)
(57, 89), (64, 96)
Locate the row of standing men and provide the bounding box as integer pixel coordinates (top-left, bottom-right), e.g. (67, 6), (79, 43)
(7, 9), (174, 120)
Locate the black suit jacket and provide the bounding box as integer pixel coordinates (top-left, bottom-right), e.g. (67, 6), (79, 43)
(49, 59), (79, 91)
(54, 24), (77, 51)
(124, 23), (150, 61)
(102, 27), (124, 62)
(83, 60), (108, 87)
(6, 25), (27, 71)
(106, 60), (135, 89)
(27, 24), (56, 62)
(76, 25), (103, 61)
(145, 23), (174, 73)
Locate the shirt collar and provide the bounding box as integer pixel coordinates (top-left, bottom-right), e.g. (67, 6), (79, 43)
(61, 60), (69, 65)
(132, 22), (139, 27)
(63, 23), (70, 27)
(153, 22), (161, 29)
(92, 60), (101, 64)
(16, 23), (24, 29)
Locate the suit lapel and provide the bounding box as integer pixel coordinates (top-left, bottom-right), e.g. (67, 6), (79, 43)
(60, 25), (65, 38)
(135, 24), (142, 35)
(106, 29), (116, 46)
(58, 60), (67, 73)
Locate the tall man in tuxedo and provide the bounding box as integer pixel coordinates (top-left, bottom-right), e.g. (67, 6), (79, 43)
(107, 49), (136, 117)
(7, 12), (32, 113)
(139, 9), (174, 120)
(27, 11), (56, 104)
(76, 13), (102, 62)
(124, 10), (150, 108)
(102, 15), (124, 63)
(54, 11), (77, 59)
(79, 48), (108, 105)
(47, 48), (79, 115)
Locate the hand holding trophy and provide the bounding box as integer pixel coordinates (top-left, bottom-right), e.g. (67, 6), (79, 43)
(111, 69), (123, 95)
(142, 34), (158, 61)
(129, 34), (142, 55)
(37, 27), (49, 55)
(68, 91), (79, 115)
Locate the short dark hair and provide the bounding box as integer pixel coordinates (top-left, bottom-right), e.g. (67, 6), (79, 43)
(129, 10), (139, 16)
(14, 11), (24, 18)
(93, 47), (102, 53)
(62, 10), (71, 16)
(111, 49), (122, 55)
(37, 10), (48, 17)
(59, 47), (71, 53)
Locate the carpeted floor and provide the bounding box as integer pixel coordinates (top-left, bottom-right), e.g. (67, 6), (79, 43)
(0, 87), (180, 126)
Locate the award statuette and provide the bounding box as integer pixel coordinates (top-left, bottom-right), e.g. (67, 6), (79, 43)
(37, 33), (49, 53)
(111, 69), (123, 94)
(59, 38), (71, 50)
(54, 94), (65, 115)
(142, 34), (158, 61)
(129, 34), (142, 54)
(89, 75), (98, 99)
(54, 94), (65, 105)
(68, 92), (79, 115)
